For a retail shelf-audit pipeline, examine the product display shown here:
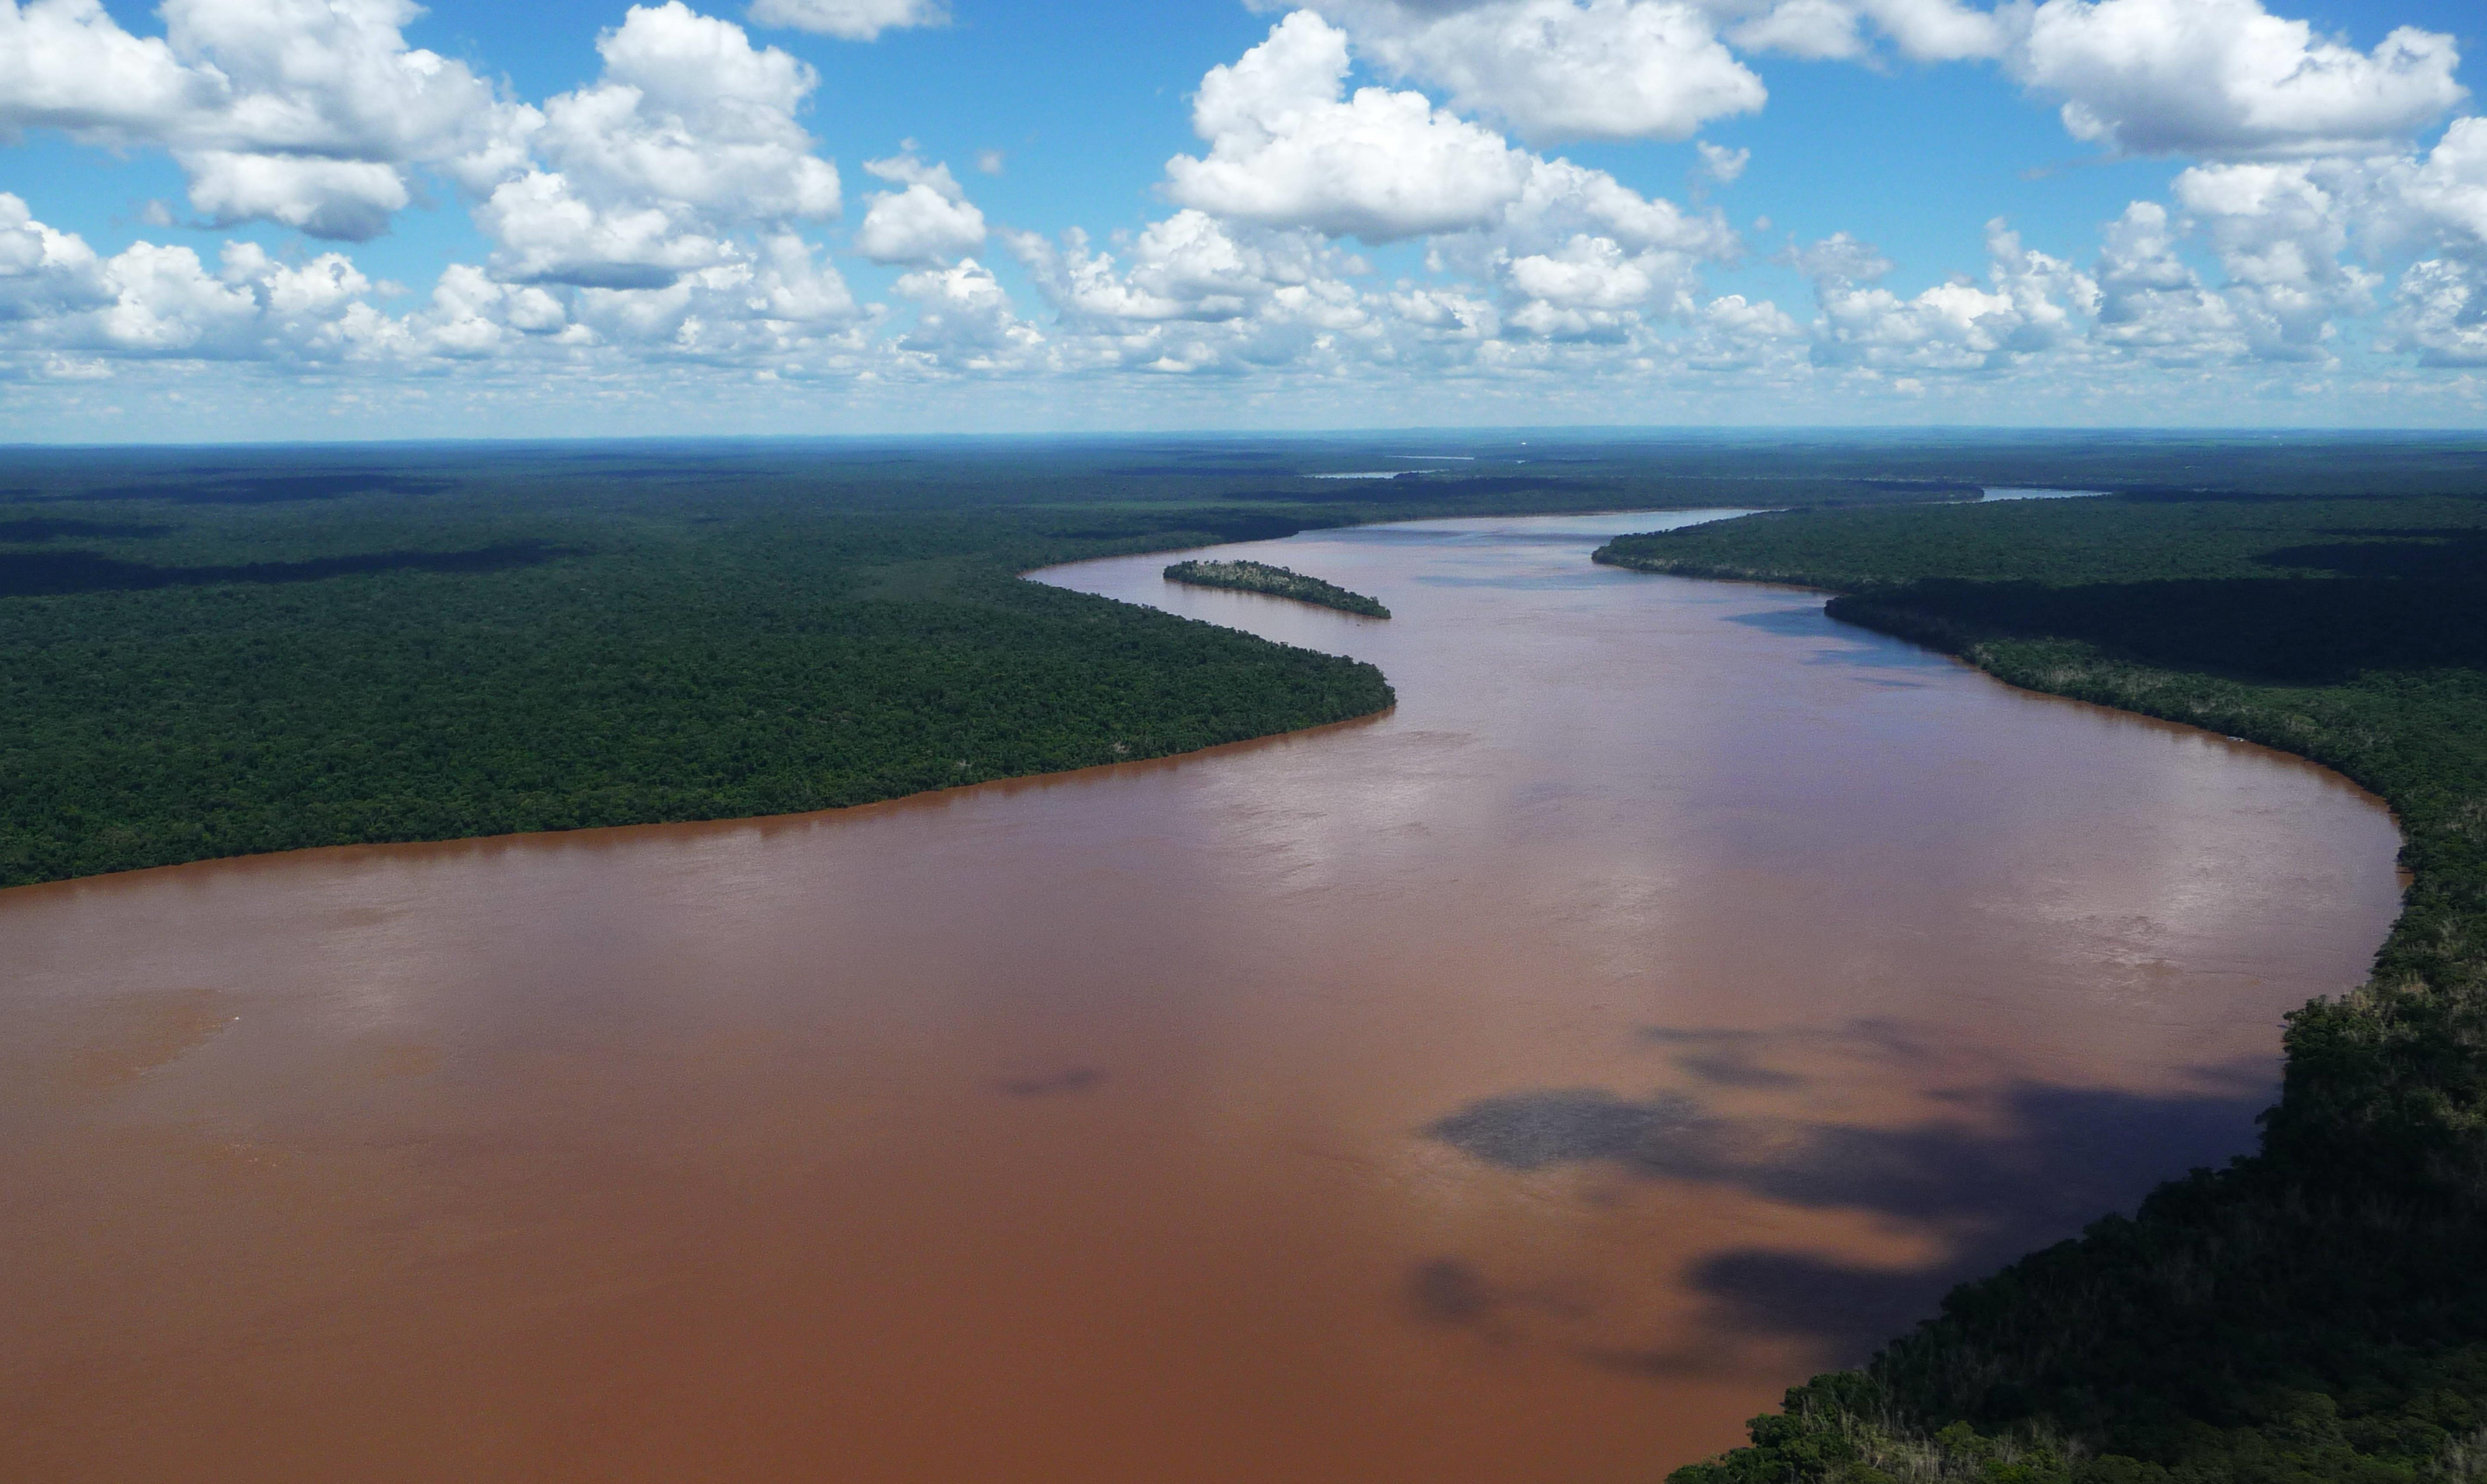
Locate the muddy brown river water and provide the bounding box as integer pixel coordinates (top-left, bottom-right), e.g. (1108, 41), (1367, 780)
(0, 512), (2402, 1483)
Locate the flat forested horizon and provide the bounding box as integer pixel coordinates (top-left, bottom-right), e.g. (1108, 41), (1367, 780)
(1600, 486), (2487, 1484)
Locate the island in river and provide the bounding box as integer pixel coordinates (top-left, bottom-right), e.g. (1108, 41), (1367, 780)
(1163, 558), (1390, 617)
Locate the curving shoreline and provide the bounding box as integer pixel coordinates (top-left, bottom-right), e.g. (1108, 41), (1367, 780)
(1596, 504), (2487, 1484)
(0, 508), (2406, 1483)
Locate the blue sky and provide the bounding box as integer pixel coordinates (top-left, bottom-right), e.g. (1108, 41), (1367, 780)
(1, 0), (2484, 439)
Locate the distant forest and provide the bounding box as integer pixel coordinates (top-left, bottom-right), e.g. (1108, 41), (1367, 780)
(1599, 487), (2487, 1483)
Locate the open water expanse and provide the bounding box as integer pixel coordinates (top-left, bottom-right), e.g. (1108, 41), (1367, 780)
(0, 512), (2402, 1482)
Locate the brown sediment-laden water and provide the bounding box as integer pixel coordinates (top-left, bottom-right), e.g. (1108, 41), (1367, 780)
(0, 512), (2402, 1483)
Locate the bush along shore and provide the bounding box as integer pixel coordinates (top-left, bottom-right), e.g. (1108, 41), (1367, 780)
(1164, 559), (1391, 617)
(1596, 495), (2487, 1484)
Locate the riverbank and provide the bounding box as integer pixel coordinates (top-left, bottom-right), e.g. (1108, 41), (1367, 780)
(1597, 497), (2487, 1483)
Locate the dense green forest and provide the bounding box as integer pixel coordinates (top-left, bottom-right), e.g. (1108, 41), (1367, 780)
(1163, 558), (1391, 617)
(1598, 492), (2487, 1483)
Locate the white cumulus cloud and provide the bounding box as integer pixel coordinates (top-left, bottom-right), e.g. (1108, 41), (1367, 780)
(2171, 159), (2373, 359)
(478, 3), (842, 289)
(2011, 0), (2466, 159)
(1165, 12), (1533, 241)
(1802, 221), (2094, 372)
(2387, 258), (2487, 367)
(855, 153), (987, 265)
(0, 0), (530, 241)
(895, 258), (1046, 371)
(1326, 0), (1766, 145)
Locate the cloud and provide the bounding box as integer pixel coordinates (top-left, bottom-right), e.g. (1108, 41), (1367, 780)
(1675, 291), (1805, 369)
(180, 152), (411, 241)
(1854, 0), (2008, 62)
(1165, 12), (1533, 241)
(1502, 234), (1690, 340)
(11, 0), (2487, 418)
(1715, 0), (2003, 63)
(2171, 160), (2373, 359)
(2089, 200), (2247, 361)
(745, 0), (946, 42)
(0, 192), (110, 323)
(894, 258), (1047, 370)
(420, 263), (571, 357)
(0, 200), (411, 363)
(1005, 212), (1388, 374)
(1013, 211), (1334, 324)
(0, 0), (215, 140)
(0, 0), (530, 241)
(475, 172), (733, 290)
(2367, 116), (2487, 262)
(1166, 6), (1745, 291)
(855, 153), (987, 264)
(1325, 0), (1766, 145)
(1720, 0), (1867, 60)
(1493, 156), (1740, 256)
(1697, 141), (1750, 184)
(2010, 0), (2466, 159)
(478, 3), (842, 289)
(1802, 220), (2095, 373)
(2387, 258), (2487, 367)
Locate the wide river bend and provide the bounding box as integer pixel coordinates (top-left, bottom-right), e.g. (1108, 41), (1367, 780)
(0, 512), (2401, 1482)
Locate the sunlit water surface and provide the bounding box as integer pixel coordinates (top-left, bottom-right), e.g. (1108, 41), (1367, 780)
(0, 512), (2400, 1483)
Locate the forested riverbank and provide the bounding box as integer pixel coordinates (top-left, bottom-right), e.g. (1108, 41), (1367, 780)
(1597, 494), (2487, 1483)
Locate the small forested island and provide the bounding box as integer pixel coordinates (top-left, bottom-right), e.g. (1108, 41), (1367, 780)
(1599, 493), (2487, 1484)
(1164, 559), (1391, 617)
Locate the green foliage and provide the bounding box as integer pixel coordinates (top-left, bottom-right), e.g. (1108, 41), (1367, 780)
(1607, 493), (2487, 1484)
(0, 455), (1418, 888)
(1163, 559), (1391, 617)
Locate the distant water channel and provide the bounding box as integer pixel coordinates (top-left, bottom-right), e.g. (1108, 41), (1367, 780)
(0, 512), (2399, 1483)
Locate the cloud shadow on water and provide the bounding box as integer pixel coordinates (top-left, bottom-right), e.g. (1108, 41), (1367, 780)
(1424, 1070), (2273, 1366)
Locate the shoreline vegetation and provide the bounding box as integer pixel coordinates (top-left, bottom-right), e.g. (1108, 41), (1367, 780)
(1595, 495), (2487, 1484)
(1163, 558), (1391, 617)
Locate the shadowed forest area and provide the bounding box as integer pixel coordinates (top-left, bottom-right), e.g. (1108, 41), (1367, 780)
(1598, 487), (2487, 1483)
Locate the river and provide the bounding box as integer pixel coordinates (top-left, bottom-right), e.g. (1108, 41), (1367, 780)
(0, 512), (2402, 1482)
